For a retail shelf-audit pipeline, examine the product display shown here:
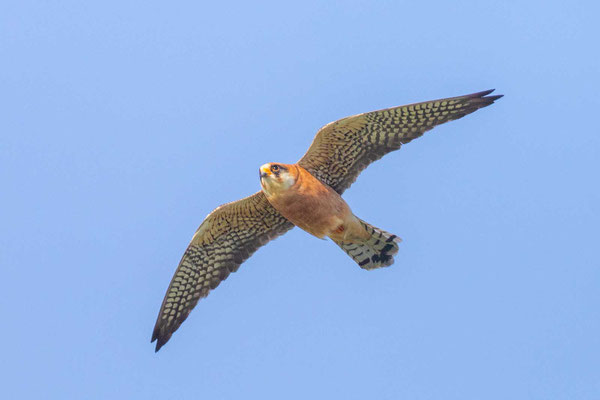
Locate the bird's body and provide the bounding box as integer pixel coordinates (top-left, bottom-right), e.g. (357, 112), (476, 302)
(151, 89), (503, 351)
(259, 163), (366, 242)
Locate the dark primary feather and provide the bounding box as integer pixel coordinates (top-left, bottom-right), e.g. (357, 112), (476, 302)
(151, 191), (293, 352)
(298, 89), (503, 194)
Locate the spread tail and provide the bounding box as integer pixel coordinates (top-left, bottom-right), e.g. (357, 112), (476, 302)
(333, 220), (402, 270)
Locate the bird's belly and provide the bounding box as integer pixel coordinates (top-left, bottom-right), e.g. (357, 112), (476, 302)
(268, 186), (350, 239)
(280, 202), (344, 238)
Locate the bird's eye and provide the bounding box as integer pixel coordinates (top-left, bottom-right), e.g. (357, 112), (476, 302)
(271, 165), (280, 173)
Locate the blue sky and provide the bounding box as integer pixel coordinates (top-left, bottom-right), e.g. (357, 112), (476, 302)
(1, 1), (598, 399)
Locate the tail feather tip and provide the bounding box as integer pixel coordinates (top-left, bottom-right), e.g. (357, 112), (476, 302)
(335, 222), (402, 270)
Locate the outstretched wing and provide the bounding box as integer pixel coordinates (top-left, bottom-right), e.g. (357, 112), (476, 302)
(151, 191), (294, 351)
(298, 89), (502, 194)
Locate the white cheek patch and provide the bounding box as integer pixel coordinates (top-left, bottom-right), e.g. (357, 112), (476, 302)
(260, 172), (296, 198)
(279, 173), (295, 190)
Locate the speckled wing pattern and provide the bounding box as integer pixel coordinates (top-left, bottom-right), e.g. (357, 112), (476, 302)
(151, 191), (293, 351)
(298, 89), (503, 194)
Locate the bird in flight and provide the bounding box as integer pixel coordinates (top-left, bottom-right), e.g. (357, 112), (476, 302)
(151, 89), (502, 351)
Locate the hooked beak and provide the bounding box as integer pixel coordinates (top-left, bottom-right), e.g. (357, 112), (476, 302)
(259, 165), (271, 179)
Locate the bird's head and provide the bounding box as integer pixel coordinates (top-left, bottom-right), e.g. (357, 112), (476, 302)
(259, 163), (297, 197)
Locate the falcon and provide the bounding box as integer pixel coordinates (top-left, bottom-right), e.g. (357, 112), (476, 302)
(151, 89), (502, 351)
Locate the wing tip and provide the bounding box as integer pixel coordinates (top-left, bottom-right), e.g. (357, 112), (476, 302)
(473, 88), (495, 96)
(154, 341), (164, 353)
(151, 324), (172, 353)
(462, 89), (503, 112)
(151, 331), (170, 353)
(472, 88), (504, 102)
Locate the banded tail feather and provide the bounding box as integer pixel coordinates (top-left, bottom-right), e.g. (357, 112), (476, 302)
(334, 220), (402, 270)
